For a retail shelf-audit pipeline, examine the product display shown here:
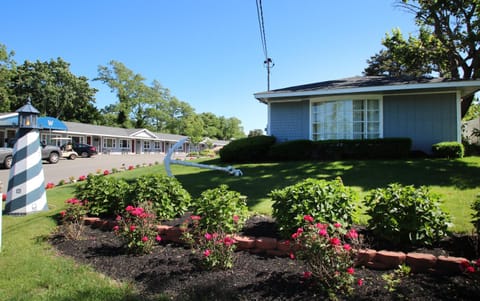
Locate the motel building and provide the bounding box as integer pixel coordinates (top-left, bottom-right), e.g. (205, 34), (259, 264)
(0, 113), (195, 155)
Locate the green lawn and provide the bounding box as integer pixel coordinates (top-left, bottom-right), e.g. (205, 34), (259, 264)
(168, 157), (480, 232)
(1, 157), (479, 300)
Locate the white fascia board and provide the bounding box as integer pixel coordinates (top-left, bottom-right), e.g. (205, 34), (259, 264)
(254, 80), (480, 102)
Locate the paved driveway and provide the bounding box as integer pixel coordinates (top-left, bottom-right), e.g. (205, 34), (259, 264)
(0, 154), (168, 193)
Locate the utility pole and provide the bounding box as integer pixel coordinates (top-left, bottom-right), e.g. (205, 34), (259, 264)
(264, 57), (274, 91)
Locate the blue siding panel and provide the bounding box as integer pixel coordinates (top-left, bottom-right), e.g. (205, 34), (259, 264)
(383, 93), (457, 153)
(269, 100), (310, 142)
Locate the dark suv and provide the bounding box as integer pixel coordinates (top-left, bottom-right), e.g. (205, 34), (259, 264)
(65, 142), (97, 158)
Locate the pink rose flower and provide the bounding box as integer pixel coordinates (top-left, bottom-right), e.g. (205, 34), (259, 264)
(318, 229), (328, 237)
(303, 215), (314, 223)
(346, 229), (359, 239)
(357, 278), (364, 286)
(125, 205), (134, 212)
(203, 249), (211, 257)
(113, 225), (119, 232)
(190, 215), (201, 221)
(343, 243), (352, 251)
(333, 222), (342, 228)
(303, 271), (312, 279)
(347, 267), (355, 275)
(141, 236), (149, 242)
(155, 235), (162, 242)
(289, 252), (295, 260)
(223, 236), (235, 246)
(204, 233), (213, 240)
(329, 237), (341, 246)
(233, 215), (239, 223)
(129, 225), (136, 232)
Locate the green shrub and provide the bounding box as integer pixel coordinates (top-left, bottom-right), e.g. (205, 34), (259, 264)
(191, 185), (249, 233)
(471, 194), (480, 236)
(432, 141), (464, 158)
(270, 177), (357, 237)
(131, 174), (191, 220)
(268, 140), (314, 161)
(75, 175), (130, 216)
(365, 184), (450, 247)
(219, 135), (276, 163)
(312, 138), (412, 160)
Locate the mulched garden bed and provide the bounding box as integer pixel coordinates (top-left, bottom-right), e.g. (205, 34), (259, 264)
(50, 215), (480, 300)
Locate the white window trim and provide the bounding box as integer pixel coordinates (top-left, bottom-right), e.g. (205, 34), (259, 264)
(310, 95), (383, 140)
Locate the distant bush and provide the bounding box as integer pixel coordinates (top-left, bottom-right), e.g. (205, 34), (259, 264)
(270, 177), (357, 237)
(432, 141), (464, 158)
(219, 135), (276, 163)
(75, 175), (130, 216)
(365, 184), (450, 247)
(131, 174), (192, 220)
(268, 140), (314, 161)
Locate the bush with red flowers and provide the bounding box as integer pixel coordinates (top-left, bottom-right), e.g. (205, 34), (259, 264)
(59, 198), (88, 240)
(114, 202), (160, 254)
(290, 215), (363, 299)
(46, 182), (55, 189)
(182, 214), (239, 270)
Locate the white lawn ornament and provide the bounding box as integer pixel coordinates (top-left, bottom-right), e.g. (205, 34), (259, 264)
(164, 138), (243, 177)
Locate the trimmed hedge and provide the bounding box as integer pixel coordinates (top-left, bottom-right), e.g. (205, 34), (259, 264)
(268, 139), (314, 161)
(219, 135), (276, 163)
(312, 138), (412, 160)
(220, 136), (412, 163)
(432, 141), (464, 158)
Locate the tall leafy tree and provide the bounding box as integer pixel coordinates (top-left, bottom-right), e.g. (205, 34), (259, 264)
(365, 0), (480, 115)
(11, 58), (99, 122)
(199, 112), (222, 138)
(0, 43), (16, 112)
(248, 129), (264, 137)
(96, 60), (153, 128)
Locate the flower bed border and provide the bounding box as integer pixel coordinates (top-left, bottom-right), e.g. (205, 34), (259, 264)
(83, 217), (468, 276)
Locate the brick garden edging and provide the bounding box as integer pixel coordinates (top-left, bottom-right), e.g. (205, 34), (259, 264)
(83, 217), (468, 276)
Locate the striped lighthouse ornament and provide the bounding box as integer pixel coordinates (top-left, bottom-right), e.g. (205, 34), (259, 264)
(5, 100), (48, 215)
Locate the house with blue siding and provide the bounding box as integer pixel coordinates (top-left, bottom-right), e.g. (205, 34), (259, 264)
(254, 76), (480, 154)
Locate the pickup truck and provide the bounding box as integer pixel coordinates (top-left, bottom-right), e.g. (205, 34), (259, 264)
(0, 142), (62, 169)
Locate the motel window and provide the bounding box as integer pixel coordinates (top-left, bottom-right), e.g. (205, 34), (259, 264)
(103, 138), (116, 148)
(312, 98), (381, 141)
(120, 139), (130, 148)
(154, 141), (162, 150)
(143, 140), (150, 149)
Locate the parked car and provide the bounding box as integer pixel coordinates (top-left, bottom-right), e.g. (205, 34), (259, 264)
(62, 142), (97, 158)
(2, 140), (62, 168)
(40, 141), (62, 164)
(0, 147), (13, 169)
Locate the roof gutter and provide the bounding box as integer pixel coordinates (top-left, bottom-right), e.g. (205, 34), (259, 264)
(254, 80), (480, 103)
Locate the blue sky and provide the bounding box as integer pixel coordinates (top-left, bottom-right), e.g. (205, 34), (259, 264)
(1, 1), (418, 134)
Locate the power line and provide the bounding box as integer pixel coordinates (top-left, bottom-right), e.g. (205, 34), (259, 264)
(256, 0), (274, 90)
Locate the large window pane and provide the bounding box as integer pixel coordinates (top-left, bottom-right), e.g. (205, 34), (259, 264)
(312, 99), (380, 140)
